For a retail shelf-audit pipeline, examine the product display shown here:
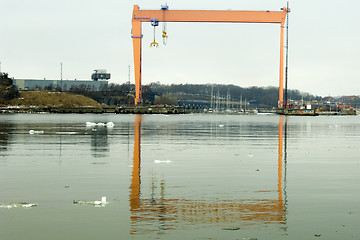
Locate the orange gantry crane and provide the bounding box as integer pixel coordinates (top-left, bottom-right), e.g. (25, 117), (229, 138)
(132, 5), (289, 107)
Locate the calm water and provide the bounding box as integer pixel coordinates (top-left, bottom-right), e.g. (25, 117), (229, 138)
(0, 113), (359, 240)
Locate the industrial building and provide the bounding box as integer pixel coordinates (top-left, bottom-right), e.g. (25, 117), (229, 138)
(13, 70), (110, 91)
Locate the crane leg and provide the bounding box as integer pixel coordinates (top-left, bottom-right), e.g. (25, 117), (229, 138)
(132, 20), (143, 105)
(278, 22), (285, 108)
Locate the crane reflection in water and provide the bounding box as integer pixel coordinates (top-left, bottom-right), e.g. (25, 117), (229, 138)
(129, 115), (288, 234)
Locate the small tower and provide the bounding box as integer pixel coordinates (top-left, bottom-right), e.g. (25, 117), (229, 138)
(91, 69), (111, 81)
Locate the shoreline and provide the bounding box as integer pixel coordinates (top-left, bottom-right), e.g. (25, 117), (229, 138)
(0, 105), (185, 114)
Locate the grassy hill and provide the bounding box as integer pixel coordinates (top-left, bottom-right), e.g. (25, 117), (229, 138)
(8, 90), (101, 107)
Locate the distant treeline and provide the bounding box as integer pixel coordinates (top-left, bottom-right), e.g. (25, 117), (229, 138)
(68, 82), (321, 107)
(0, 72), (19, 103)
(149, 83), (321, 107)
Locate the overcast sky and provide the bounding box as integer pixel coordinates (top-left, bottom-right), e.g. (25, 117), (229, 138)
(1, 0), (359, 97)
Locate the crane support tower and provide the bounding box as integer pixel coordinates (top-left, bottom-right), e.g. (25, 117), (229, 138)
(132, 5), (289, 107)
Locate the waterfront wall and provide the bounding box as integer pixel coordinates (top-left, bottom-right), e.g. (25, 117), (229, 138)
(0, 105), (185, 114)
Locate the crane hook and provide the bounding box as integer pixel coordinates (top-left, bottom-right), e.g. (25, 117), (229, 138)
(161, 5), (169, 46)
(150, 38), (159, 47)
(162, 30), (168, 45)
(150, 27), (159, 47)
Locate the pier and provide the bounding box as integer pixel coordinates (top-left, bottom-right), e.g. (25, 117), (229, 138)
(0, 105), (185, 114)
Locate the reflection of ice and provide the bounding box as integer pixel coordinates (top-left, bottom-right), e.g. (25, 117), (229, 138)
(73, 196), (107, 207)
(85, 121), (113, 158)
(0, 202), (38, 209)
(87, 126), (109, 158)
(29, 130), (44, 134)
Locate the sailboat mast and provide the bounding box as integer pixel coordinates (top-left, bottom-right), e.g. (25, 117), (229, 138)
(210, 85), (214, 110)
(240, 95), (243, 111)
(284, 1), (290, 108)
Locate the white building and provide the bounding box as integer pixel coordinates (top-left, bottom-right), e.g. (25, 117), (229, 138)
(13, 70), (109, 91)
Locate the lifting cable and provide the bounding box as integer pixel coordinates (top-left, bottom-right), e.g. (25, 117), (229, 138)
(162, 23), (168, 45)
(161, 4), (169, 45)
(150, 5), (169, 47)
(150, 18), (159, 47)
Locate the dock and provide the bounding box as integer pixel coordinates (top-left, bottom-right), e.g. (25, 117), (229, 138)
(0, 105), (185, 114)
(276, 108), (357, 116)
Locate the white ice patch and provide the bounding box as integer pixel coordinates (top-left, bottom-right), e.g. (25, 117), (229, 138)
(106, 122), (114, 128)
(154, 160), (172, 164)
(86, 122), (97, 127)
(73, 196), (107, 207)
(56, 132), (77, 135)
(29, 130), (44, 134)
(0, 203), (38, 208)
(86, 122), (114, 127)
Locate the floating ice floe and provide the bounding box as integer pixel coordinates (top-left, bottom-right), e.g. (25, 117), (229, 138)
(55, 132), (77, 135)
(73, 196), (107, 207)
(106, 122), (114, 127)
(0, 202), (38, 209)
(86, 122), (114, 128)
(86, 122), (98, 127)
(29, 130), (44, 134)
(154, 160), (172, 164)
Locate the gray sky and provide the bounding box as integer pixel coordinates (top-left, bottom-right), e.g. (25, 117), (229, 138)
(1, 0), (359, 97)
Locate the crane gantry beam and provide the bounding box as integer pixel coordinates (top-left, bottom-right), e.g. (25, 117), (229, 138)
(132, 5), (288, 107)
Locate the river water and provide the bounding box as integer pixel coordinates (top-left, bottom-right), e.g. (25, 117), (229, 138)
(0, 113), (359, 240)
